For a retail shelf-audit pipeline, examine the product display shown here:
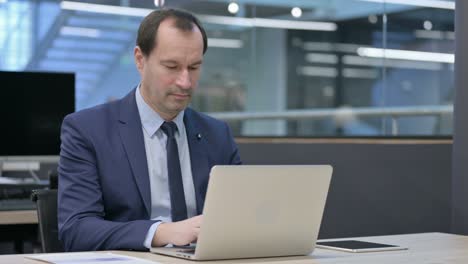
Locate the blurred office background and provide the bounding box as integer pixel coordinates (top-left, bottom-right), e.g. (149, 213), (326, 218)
(0, 0), (455, 136)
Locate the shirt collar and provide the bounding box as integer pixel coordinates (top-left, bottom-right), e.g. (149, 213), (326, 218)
(135, 84), (185, 137)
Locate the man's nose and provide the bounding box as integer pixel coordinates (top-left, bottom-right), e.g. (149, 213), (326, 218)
(175, 69), (191, 89)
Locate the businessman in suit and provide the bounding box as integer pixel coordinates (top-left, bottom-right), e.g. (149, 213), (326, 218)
(58, 8), (241, 251)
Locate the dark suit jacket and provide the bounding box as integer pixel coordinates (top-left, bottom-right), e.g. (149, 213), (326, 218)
(58, 89), (241, 251)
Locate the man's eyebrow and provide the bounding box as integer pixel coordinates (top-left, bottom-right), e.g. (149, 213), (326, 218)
(159, 60), (203, 65)
(191, 60), (203, 66)
(160, 60), (178, 64)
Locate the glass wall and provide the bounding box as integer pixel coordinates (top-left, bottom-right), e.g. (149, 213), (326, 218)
(0, 0), (455, 136)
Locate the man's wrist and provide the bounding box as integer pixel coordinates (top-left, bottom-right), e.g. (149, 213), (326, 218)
(144, 221), (163, 249)
(152, 222), (171, 247)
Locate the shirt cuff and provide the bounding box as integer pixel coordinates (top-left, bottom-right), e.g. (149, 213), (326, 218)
(143, 221), (163, 249)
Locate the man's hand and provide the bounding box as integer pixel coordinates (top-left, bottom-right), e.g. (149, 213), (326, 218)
(152, 215), (203, 247)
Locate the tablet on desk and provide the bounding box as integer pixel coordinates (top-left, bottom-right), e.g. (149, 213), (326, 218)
(316, 240), (408, 253)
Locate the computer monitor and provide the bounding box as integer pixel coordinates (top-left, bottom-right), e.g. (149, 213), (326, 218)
(0, 71), (75, 169)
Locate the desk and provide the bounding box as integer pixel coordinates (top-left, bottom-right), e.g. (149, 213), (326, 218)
(0, 210), (38, 225)
(1, 232), (467, 263)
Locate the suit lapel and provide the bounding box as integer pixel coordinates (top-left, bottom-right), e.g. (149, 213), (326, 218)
(184, 108), (210, 214)
(117, 89), (151, 216)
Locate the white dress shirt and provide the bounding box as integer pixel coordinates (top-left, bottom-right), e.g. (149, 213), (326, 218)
(135, 86), (197, 248)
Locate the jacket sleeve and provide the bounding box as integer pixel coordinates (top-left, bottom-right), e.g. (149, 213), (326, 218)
(58, 114), (156, 251)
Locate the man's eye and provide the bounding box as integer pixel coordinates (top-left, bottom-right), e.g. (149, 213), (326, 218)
(189, 66), (200, 71)
(165, 65), (177, 69)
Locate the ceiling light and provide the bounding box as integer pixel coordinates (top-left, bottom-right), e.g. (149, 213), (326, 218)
(357, 47), (454, 64)
(200, 15), (337, 31)
(61, 1), (151, 17)
(368, 15), (378, 24)
(357, 0), (455, 10)
(342, 68), (379, 79)
(208, 38), (243, 49)
(298, 66), (338, 78)
(60, 26), (101, 38)
(154, 0), (165, 7)
(305, 53), (338, 64)
(291, 7), (302, 18)
(303, 41), (361, 53)
(343, 55), (443, 70)
(228, 2), (239, 14)
(423, 20), (433, 30)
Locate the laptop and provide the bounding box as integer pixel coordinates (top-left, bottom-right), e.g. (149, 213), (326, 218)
(150, 165), (333, 261)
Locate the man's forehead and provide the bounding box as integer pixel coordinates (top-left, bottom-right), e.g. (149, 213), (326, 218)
(158, 17), (200, 34)
(153, 19), (203, 52)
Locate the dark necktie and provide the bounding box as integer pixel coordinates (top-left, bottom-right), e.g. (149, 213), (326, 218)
(160, 121), (188, 222)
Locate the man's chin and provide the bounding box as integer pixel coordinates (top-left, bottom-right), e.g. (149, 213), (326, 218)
(169, 103), (189, 113)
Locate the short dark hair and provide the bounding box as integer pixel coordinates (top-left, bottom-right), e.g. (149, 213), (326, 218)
(136, 8), (208, 56)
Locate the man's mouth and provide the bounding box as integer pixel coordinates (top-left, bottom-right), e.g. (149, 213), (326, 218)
(171, 93), (190, 99)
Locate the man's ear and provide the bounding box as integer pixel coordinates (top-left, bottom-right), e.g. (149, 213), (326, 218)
(134, 46), (145, 73)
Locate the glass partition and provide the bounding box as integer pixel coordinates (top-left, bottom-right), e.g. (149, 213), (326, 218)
(0, 0), (455, 136)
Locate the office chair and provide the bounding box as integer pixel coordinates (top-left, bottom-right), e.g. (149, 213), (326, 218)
(31, 189), (64, 252)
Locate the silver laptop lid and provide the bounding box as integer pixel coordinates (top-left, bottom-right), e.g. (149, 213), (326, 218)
(194, 165), (333, 260)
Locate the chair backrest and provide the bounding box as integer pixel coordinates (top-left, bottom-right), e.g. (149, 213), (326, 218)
(31, 189), (64, 253)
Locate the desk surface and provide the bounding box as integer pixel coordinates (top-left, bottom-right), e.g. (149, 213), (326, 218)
(1, 232), (467, 263)
(0, 210), (37, 225)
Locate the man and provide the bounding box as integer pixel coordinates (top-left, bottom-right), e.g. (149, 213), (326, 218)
(58, 8), (241, 251)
